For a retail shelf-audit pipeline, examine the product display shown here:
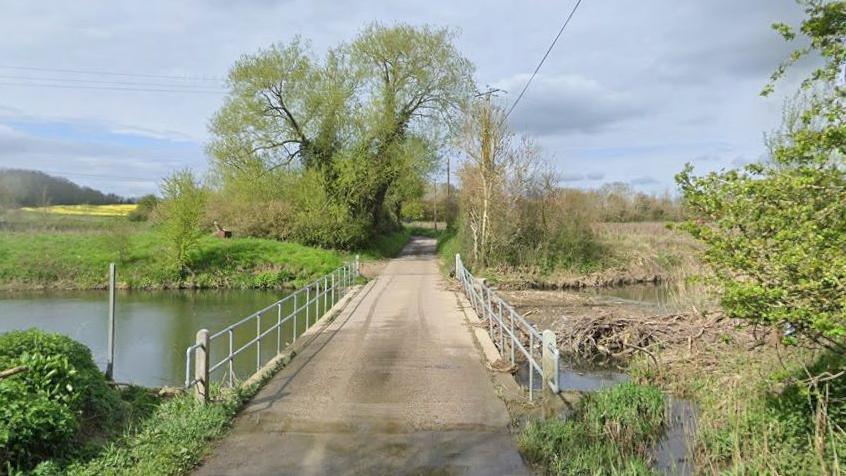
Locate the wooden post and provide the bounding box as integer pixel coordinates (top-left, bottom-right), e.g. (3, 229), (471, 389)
(195, 329), (210, 403)
(105, 263), (116, 380)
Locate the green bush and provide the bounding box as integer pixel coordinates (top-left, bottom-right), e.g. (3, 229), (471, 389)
(127, 194), (158, 222)
(0, 329), (121, 471)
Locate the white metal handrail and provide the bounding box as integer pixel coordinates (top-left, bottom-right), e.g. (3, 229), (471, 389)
(185, 257), (359, 393)
(454, 253), (559, 400)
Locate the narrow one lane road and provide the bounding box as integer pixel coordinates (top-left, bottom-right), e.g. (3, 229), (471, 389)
(195, 237), (529, 475)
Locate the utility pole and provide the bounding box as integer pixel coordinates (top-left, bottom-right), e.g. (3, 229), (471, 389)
(433, 180), (438, 231)
(445, 155), (450, 228)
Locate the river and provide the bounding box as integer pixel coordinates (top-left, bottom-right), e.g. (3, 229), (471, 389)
(0, 289), (301, 388)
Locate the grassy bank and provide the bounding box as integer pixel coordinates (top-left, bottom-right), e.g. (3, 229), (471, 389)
(0, 210), (411, 291)
(519, 383), (665, 475)
(630, 330), (846, 474)
(2, 328), (289, 476)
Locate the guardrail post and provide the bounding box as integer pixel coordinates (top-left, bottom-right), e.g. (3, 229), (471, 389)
(228, 329), (234, 388)
(529, 333), (534, 400)
(277, 303), (282, 354)
(542, 330), (560, 394)
(195, 329), (210, 403)
(106, 263), (116, 380)
(306, 285), (310, 328)
(256, 313), (262, 373)
(355, 255), (360, 279)
(293, 292), (298, 342)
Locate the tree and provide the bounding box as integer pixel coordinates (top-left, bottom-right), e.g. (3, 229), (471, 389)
(207, 24), (474, 244)
(348, 24), (474, 229)
(677, 0), (846, 350)
(156, 170), (208, 271)
(457, 98), (512, 267)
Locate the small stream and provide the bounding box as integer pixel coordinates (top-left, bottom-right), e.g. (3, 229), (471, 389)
(515, 284), (699, 475)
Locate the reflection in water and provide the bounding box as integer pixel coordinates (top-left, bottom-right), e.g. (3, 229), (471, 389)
(0, 289), (302, 387)
(577, 283), (680, 312)
(516, 359), (629, 392)
(653, 398), (698, 476)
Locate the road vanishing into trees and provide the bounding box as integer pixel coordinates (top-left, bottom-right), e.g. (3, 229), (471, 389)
(194, 237), (528, 475)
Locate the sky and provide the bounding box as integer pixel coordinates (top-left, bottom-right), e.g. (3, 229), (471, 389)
(0, 0), (815, 197)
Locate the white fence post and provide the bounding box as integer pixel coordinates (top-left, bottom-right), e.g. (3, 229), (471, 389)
(542, 330), (560, 394)
(106, 263), (116, 380)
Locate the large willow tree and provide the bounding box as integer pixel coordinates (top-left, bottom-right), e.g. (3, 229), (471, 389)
(208, 24), (474, 245)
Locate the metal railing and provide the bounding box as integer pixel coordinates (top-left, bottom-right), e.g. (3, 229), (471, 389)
(185, 257), (360, 400)
(454, 254), (559, 400)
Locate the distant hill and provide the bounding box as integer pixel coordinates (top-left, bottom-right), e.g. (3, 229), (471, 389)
(0, 169), (128, 207)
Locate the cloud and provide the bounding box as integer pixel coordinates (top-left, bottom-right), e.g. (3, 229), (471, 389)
(585, 172), (605, 181)
(0, 119), (204, 196)
(494, 73), (645, 136)
(630, 176), (660, 186)
(559, 172), (584, 183)
(0, 0), (813, 193)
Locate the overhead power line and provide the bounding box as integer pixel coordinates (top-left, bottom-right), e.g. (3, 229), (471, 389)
(0, 65), (225, 82)
(0, 81), (226, 94)
(0, 74), (225, 90)
(504, 0), (584, 120)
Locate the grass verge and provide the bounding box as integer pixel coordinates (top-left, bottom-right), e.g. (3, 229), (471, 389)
(31, 357), (290, 475)
(519, 383), (665, 475)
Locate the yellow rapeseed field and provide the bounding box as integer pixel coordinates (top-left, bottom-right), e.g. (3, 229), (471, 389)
(21, 204), (137, 216)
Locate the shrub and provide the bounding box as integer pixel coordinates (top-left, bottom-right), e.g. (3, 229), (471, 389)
(155, 170), (208, 271)
(127, 194), (158, 222)
(0, 329), (121, 470)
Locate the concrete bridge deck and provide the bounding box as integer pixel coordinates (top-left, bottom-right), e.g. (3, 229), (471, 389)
(194, 237), (528, 476)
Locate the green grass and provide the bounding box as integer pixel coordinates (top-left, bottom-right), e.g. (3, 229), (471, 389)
(627, 327), (846, 475)
(45, 355), (290, 476)
(0, 211), (345, 290)
(357, 228), (411, 260)
(519, 383), (665, 475)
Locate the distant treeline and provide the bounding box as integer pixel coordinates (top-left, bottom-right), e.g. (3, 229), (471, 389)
(0, 169), (128, 207)
(410, 181), (684, 224)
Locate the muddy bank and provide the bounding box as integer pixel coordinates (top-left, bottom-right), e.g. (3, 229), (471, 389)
(492, 269), (664, 291)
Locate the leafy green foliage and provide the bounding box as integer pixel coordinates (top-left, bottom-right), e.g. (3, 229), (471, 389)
(207, 24), (474, 246)
(519, 383), (665, 475)
(677, 0), (846, 345)
(0, 330), (121, 471)
(156, 170), (208, 271)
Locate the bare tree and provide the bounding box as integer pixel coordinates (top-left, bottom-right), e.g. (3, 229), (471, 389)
(457, 98), (510, 266)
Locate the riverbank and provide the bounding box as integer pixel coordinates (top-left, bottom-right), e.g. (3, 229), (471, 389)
(483, 222), (704, 292)
(500, 287), (845, 474)
(0, 210), (409, 291)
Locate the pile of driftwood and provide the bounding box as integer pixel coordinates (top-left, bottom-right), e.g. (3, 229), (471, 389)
(549, 310), (726, 364)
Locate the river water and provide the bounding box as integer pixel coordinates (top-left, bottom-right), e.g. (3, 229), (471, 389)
(0, 289), (302, 387)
